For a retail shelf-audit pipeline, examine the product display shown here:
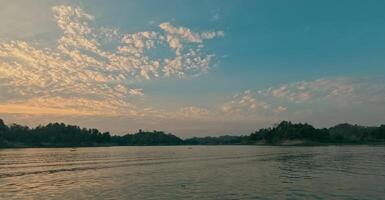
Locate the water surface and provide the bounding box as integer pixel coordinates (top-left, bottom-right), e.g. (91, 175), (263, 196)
(0, 146), (384, 199)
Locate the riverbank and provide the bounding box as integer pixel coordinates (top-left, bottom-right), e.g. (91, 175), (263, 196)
(1, 141), (384, 149)
(1, 120), (385, 148)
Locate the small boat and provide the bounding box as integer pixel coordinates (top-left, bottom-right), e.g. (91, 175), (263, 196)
(70, 148), (77, 151)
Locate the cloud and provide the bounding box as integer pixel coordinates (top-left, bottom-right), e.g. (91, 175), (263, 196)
(221, 90), (271, 116)
(159, 22), (224, 45)
(128, 88), (144, 96)
(275, 106), (287, 113)
(179, 106), (211, 119)
(220, 77), (385, 120)
(0, 5), (223, 117)
(260, 77), (385, 104)
(158, 22), (222, 77)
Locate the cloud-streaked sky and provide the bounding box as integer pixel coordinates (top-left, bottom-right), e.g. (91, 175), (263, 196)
(1, 0), (385, 137)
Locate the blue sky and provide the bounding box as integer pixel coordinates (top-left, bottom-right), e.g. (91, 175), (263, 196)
(0, 0), (385, 137)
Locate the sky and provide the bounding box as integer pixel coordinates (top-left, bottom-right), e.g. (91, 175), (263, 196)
(0, 0), (385, 137)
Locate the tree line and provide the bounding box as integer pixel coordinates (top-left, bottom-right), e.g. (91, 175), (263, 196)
(0, 119), (183, 147)
(1, 119), (384, 147)
(186, 121), (385, 145)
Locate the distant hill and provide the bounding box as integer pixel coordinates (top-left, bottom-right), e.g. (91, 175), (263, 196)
(184, 135), (243, 145)
(185, 121), (385, 145)
(112, 130), (184, 146)
(245, 121), (385, 145)
(1, 118), (385, 148)
(0, 119), (184, 147)
(0, 119), (112, 148)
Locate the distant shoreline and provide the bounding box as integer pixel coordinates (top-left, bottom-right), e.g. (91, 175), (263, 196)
(1, 119), (385, 148)
(1, 142), (385, 149)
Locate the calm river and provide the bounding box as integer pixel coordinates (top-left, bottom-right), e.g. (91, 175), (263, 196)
(0, 146), (384, 199)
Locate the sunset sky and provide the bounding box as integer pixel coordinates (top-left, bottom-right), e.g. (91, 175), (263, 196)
(1, 0), (385, 137)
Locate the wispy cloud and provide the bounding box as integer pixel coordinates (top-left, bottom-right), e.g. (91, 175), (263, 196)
(0, 5), (223, 117)
(222, 77), (385, 119)
(179, 106), (211, 119)
(221, 90), (271, 115)
(259, 77), (385, 104)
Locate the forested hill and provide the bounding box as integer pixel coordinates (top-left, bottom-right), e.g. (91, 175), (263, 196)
(185, 121), (385, 145)
(0, 119), (182, 147)
(1, 119), (384, 148)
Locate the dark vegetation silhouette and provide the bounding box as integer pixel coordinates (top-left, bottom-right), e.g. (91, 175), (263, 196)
(0, 119), (384, 148)
(245, 121), (385, 145)
(0, 119), (181, 147)
(111, 129), (184, 146)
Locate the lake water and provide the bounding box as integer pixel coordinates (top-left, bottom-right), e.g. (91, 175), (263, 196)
(0, 146), (384, 199)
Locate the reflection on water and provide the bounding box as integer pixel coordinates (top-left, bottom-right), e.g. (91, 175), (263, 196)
(0, 146), (384, 199)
